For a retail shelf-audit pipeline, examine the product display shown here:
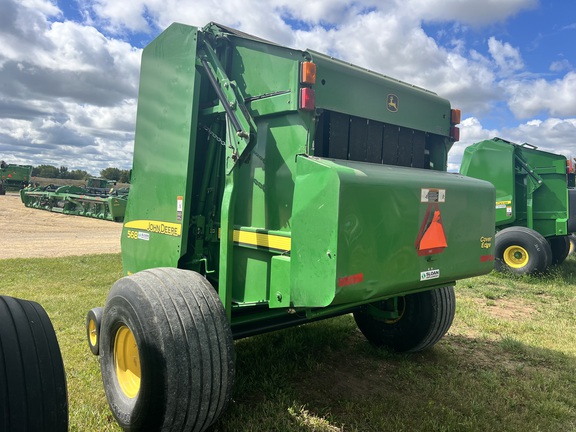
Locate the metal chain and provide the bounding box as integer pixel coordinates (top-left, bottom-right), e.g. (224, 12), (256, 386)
(200, 123), (226, 146)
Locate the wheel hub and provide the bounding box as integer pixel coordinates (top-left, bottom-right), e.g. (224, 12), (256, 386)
(89, 319), (98, 347)
(114, 325), (141, 398)
(503, 245), (529, 268)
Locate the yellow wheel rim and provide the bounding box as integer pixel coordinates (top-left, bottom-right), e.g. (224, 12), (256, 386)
(503, 245), (529, 268)
(385, 297), (406, 324)
(89, 319), (98, 347)
(114, 325), (141, 398)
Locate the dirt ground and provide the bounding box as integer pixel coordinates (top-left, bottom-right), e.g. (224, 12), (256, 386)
(0, 192), (123, 259)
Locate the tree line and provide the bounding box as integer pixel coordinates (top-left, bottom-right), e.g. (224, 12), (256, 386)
(33, 165), (130, 183)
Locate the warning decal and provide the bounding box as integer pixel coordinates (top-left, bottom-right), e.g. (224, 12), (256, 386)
(415, 203), (448, 256)
(421, 188), (446, 203)
(176, 196), (183, 221)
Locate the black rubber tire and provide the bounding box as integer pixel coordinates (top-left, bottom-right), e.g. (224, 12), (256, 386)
(354, 286), (455, 353)
(569, 234), (576, 256)
(548, 236), (571, 266)
(86, 307), (103, 356)
(100, 268), (235, 432)
(494, 226), (552, 275)
(0, 296), (68, 432)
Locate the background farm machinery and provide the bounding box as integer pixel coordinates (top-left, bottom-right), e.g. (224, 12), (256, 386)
(0, 162), (33, 195)
(460, 137), (576, 274)
(20, 178), (128, 222)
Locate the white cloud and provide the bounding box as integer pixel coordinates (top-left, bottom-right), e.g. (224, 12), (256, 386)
(20, 0), (60, 17)
(504, 118), (576, 157)
(506, 72), (576, 118)
(1, 0), (575, 175)
(403, 0), (537, 26)
(488, 37), (524, 74)
(0, 0), (141, 172)
(550, 59), (572, 72)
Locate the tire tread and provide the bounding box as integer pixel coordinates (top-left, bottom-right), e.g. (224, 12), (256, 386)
(0, 296), (67, 432)
(100, 268), (234, 432)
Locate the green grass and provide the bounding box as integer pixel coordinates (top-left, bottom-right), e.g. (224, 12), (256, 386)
(1, 255), (576, 431)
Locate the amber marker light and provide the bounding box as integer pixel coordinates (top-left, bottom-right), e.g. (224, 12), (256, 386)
(451, 108), (461, 125)
(300, 61), (317, 85)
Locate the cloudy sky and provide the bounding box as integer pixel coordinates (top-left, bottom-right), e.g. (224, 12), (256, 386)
(1, 0), (575, 174)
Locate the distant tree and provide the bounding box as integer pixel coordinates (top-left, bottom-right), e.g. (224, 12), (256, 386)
(58, 166), (70, 179)
(68, 169), (89, 180)
(35, 165), (60, 178)
(100, 167), (122, 181)
(119, 169), (131, 183)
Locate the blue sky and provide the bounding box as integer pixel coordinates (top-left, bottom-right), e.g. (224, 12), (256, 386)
(1, 0), (575, 174)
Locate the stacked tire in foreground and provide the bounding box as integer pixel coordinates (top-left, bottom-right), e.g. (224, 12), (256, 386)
(87, 268), (235, 432)
(0, 296), (68, 431)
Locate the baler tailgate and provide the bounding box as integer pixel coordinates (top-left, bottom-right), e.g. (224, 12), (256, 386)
(291, 156), (495, 307)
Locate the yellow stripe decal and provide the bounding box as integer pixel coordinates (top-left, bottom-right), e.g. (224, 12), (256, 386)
(233, 230), (291, 251)
(124, 220), (182, 237)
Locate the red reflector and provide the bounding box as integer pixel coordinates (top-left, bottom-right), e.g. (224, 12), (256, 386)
(450, 126), (460, 142)
(338, 273), (364, 287)
(299, 88), (315, 111)
(567, 159), (574, 174)
(8, 174), (12, 178)
(480, 254), (494, 262)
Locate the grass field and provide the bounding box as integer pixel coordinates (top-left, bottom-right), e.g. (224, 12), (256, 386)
(1, 254), (575, 431)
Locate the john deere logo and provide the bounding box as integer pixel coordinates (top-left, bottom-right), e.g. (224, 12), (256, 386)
(387, 94), (399, 112)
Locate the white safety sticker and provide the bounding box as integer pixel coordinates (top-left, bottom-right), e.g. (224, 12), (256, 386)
(420, 269), (440, 281)
(421, 188), (446, 203)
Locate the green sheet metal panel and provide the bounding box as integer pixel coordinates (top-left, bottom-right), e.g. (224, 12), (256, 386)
(269, 255), (291, 308)
(228, 39), (300, 116)
(309, 51), (453, 139)
(460, 139), (516, 225)
(291, 156), (495, 308)
(518, 145), (569, 236)
(230, 113), (310, 304)
(121, 23), (200, 274)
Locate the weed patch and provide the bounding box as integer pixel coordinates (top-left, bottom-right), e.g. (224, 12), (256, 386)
(1, 255), (575, 431)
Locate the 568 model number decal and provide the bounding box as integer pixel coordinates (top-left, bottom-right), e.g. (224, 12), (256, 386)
(420, 269), (440, 281)
(126, 230), (150, 241)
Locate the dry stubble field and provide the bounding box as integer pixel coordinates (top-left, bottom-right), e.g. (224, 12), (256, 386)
(0, 192), (122, 259)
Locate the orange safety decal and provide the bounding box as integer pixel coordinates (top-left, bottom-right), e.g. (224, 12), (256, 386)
(415, 203), (448, 256)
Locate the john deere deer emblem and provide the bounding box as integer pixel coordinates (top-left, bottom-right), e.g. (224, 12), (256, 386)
(387, 94), (399, 112)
